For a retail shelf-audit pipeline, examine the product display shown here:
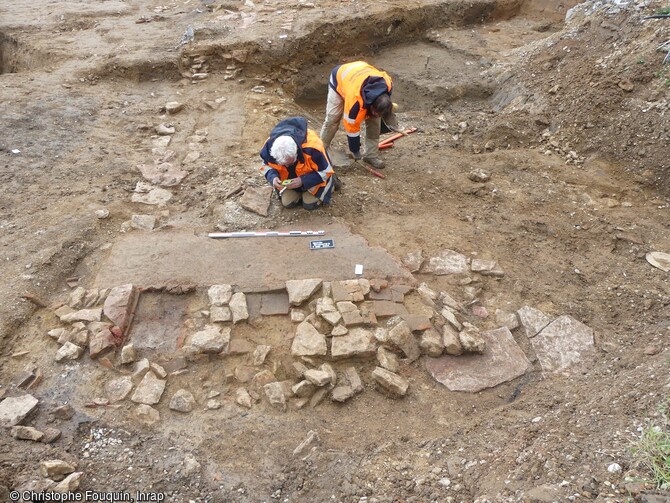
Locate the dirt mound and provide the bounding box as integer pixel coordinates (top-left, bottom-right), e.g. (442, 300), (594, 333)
(486, 0), (670, 194)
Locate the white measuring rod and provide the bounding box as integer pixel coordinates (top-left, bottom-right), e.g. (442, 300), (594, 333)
(208, 230), (326, 239)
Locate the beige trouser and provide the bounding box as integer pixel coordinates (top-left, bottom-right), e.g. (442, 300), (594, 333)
(320, 87), (380, 159)
(281, 189), (319, 210)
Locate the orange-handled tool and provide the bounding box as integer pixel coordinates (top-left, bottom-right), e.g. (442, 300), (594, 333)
(354, 160), (386, 179)
(379, 127), (417, 148)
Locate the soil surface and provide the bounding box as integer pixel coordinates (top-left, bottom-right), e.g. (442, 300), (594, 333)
(1, 0), (670, 502)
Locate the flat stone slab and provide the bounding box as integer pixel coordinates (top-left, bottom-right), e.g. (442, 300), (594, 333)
(530, 315), (595, 373)
(517, 306), (553, 339)
(260, 292), (290, 315)
(327, 148), (352, 169)
(422, 249), (469, 275)
(0, 394), (39, 427)
(93, 221), (414, 291)
(137, 163), (188, 187)
(425, 327), (531, 392)
(131, 293), (191, 354)
(240, 186), (273, 217)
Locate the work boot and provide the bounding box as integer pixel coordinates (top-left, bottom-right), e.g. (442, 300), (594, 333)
(363, 156), (385, 169)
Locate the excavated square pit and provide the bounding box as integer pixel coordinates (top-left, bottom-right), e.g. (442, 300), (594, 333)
(129, 293), (194, 355)
(0, 33), (46, 74)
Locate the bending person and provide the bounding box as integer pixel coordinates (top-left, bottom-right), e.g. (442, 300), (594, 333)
(260, 116), (335, 210)
(320, 61), (398, 169)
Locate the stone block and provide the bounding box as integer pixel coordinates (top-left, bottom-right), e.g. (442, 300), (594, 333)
(286, 279), (322, 306)
(131, 372), (166, 405)
(208, 284), (233, 306)
(240, 186), (273, 217)
(426, 327), (531, 392)
(530, 315), (595, 373)
(331, 328), (377, 360)
(103, 284), (138, 334)
(372, 367), (409, 396)
(517, 306), (553, 338)
(291, 322), (327, 356)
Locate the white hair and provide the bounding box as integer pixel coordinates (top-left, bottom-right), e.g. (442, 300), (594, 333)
(270, 136), (298, 165)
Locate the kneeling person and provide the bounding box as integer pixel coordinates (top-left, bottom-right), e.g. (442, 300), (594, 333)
(260, 117), (335, 210)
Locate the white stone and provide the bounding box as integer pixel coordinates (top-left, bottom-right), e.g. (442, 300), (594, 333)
(40, 460), (75, 481)
(48, 328), (68, 340)
(439, 291), (463, 311)
(120, 344), (137, 364)
(54, 472), (83, 493)
(134, 404), (160, 425)
(131, 214), (157, 231)
(210, 306), (232, 323)
(372, 367), (409, 396)
(530, 315), (595, 373)
(291, 322), (327, 356)
(208, 284), (232, 306)
(517, 306), (553, 338)
(190, 325), (230, 353)
(130, 372), (166, 405)
(420, 328), (444, 357)
(388, 321), (420, 361)
(441, 307), (462, 331)
(401, 250), (424, 272)
(290, 309), (307, 323)
(165, 101), (184, 114)
(292, 380), (316, 398)
(293, 430), (320, 456)
(286, 278), (323, 306)
(60, 308), (102, 323)
(183, 151), (201, 164)
(304, 369), (331, 387)
(417, 283), (438, 302)
(131, 186), (173, 205)
(169, 389), (196, 413)
(331, 324), (348, 336)
(10, 426), (44, 441)
(423, 249), (469, 275)
(156, 124), (175, 135)
(320, 363), (337, 386)
(229, 292), (249, 324)
(377, 346), (399, 373)
(68, 287), (87, 308)
(331, 328), (377, 360)
(105, 376), (134, 403)
(235, 388), (253, 409)
(607, 463), (622, 473)
(344, 367), (364, 394)
(458, 323), (486, 354)
(264, 382), (287, 412)
(55, 342), (83, 362)
(206, 399), (221, 410)
(442, 325), (463, 356)
(495, 309), (519, 330)
(253, 345), (271, 366)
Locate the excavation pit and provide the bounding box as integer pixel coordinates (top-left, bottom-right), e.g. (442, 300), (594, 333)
(0, 33), (51, 74)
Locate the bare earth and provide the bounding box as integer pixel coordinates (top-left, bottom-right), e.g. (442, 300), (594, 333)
(1, 0), (670, 502)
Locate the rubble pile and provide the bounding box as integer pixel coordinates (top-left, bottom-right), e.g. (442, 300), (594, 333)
(32, 241), (599, 427)
(38, 269), (503, 420)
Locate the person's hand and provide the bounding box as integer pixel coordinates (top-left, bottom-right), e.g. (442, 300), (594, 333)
(285, 177), (303, 189)
(351, 151), (362, 160)
(272, 178), (282, 190)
